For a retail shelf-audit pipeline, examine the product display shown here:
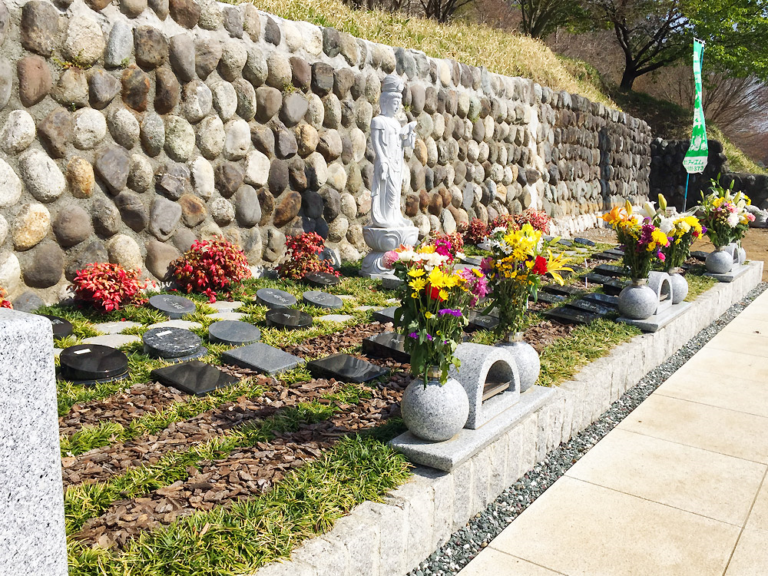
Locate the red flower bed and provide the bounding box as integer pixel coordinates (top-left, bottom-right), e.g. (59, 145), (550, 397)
(72, 263), (150, 313)
(171, 237), (251, 303)
(277, 232), (339, 280)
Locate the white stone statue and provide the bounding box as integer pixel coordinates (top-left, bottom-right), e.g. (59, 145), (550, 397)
(370, 76), (416, 228)
(361, 74), (420, 278)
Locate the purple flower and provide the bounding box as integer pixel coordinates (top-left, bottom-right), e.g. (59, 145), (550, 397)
(426, 333), (433, 341)
(438, 308), (462, 317)
(409, 332), (419, 339)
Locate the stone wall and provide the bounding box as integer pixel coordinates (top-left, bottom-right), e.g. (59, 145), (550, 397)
(650, 138), (768, 210)
(0, 0), (653, 304)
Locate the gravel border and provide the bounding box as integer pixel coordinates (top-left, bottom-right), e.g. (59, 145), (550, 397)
(411, 282), (768, 576)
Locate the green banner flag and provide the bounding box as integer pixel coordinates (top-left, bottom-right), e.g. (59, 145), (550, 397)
(683, 39), (708, 173)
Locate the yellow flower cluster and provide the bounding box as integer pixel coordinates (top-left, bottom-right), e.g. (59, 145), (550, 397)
(669, 215), (703, 244)
(647, 228), (669, 252)
(406, 264), (467, 300)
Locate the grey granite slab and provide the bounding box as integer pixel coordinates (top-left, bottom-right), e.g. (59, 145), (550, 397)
(143, 327), (205, 360)
(207, 320), (260, 345)
(221, 342), (304, 375)
(617, 301), (692, 332)
(304, 272), (341, 287)
(149, 294), (197, 319)
(150, 361), (239, 396)
(0, 310), (67, 575)
(256, 288), (297, 309)
(390, 386), (555, 471)
(303, 291), (343, 309)
(307, 354), (389, 383)
(705, 263), (751, 283)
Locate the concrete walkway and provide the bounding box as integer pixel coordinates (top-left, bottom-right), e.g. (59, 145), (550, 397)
(459, 289), (768, 576)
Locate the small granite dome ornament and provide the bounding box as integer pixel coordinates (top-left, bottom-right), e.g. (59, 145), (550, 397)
(360, 74), (420, 277)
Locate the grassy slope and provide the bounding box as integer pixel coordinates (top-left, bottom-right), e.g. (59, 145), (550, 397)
(242, 0), (764, 174)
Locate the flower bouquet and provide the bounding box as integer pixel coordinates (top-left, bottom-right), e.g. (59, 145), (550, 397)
(602, 201), (670, 319)
(698, 182), (754, 273)
(481, 223), (570, 340)
(385, 243), (488, 385)
(384, 242), (489, 442)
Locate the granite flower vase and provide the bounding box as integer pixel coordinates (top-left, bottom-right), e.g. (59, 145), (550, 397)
(737, 245), (747, 265)
(668, 270), (688, 305)
(705, 247), (733, 274)
(496, 334), (540, 392)
(401, 376), (469, 442)
(618, 279), (657, 320)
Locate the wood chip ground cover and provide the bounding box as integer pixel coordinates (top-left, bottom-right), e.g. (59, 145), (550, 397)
(55, 242), (713, 574)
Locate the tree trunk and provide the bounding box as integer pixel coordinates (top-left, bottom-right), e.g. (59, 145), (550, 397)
(620, 67), (637, 90)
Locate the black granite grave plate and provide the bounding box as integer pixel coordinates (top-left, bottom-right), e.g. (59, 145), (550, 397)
(362, 332), (410, 363)
(574, 238), (596, 247)
(149, 294), (197, 319)
(256, 288), (297, 309)
(536, 292), (566, 305)
(595, 264), (626, 277)
(542, 284), (584, 297)
(466, 310), (500, 332)
(143, 327), (205, 359)
(690, 251), (708, 261)
(556, 239), (573, 247)
(265, 308), (313, 329)
(602, 279), (628, 296)
(544, 306), (600, 325)
(606, 248), (625, 256)
(567, 299), (615, 316)
(307, 353), (389, 383)
(60, 344), (129, 382)
(150, 361), (239, 396)
(373, 306), (398, 324)
(592, 252), (621, 261)
(41, 314), (74, 339)
(583, 292), (619, 307)
(304, 272), (341, 288)
(222, 343), (304, 375)
(302, 291), (343, 310)
(208, 321), (261, 345)
(583, 273), (614, 286)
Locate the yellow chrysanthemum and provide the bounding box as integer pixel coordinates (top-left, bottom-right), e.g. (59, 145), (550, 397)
(408, 268), (425, 278)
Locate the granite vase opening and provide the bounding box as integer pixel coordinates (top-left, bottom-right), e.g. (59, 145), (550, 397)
(401, 375), (469, 442)
(618, 279), (657, 320)
(496, 333), (540, 392)
(705, 247), (733, 274)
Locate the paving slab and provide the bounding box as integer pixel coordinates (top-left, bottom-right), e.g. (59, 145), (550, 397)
(458, 549), (563, 575)
(209, 300), (244, 313)
(725, 527), (768, 576)
(208, 312), (247, 321)
(315, 314), (354, 323)
(148, 320), (203, 331)
(83, 334), (142, 348)
(485, 477), (740, 576)
(92, 321), (142, 335)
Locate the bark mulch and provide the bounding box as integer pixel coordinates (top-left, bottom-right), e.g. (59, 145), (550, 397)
(523, 320), (576, 354)
(283, 322), (387, 359)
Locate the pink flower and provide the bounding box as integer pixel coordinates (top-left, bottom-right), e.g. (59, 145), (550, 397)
(747, 213), (756, 222)
(658, 252), (666, 262)
(382, 250), (399, 269)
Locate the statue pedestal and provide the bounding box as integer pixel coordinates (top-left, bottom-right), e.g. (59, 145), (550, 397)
(360, 225), (419, 278)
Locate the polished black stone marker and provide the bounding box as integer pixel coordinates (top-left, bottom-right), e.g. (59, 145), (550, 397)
(595, 264), (626, 277)
(583, 292), (619, 307)
(592, 252), (621, 261)
(606, 248), (625, 256)
(542, 284), (584, 297)
(544, 306), (600, 325)
(690, 250), (708, 261)
(557, 239), (573, 247)
(59, 344), (129, 384)
(304, 272), (341, 288)
(307, 353), (389, 383)
(302, 291), (343, 310)
(208, 320), (261, 345)
(536, 292), (566, 305)
(265, 308), (313, 329)
(567, 299), (615, 316)
(149, 294), (197, 319)
(362, 332), (410, 363)
(583, 273), (614, 286)
(574, 238), (596, 247)
(256, 288), (297, 309)
(143, 327), (206, 360)
(373, 306), (398, 324)
(466, 310), (499, 332)
(41, 314), (74, 339)
(150, 361), (238, 396)
(602, 278), (628, 296)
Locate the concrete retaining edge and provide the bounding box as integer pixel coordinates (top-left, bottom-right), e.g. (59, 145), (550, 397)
(253, 261), (765, 576)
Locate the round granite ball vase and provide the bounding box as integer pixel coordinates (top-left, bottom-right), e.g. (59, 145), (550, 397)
(496, 334), (540, 392)
(668, 269), (688, 304)
(705, 247), (733, 274)
(401, 375), (469, 442)
(618, 279), (657, 320)
(737, 245), (747, 265)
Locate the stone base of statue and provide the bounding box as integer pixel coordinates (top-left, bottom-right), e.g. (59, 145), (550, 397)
(360, 225), (419, 277)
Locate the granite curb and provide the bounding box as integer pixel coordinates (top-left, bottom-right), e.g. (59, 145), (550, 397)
(252, 261), (764, 576)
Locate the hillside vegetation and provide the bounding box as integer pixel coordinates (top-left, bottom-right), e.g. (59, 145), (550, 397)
(245, 0), (764, 175)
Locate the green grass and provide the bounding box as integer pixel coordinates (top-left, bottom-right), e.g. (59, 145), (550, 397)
(68, 435), (411, 576)
(685, 269), (718, 302)
(538, 319), (642, 387)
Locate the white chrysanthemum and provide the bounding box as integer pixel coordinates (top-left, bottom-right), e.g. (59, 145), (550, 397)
(727, 213), (739, 227)
(659, 216), (675, 234)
